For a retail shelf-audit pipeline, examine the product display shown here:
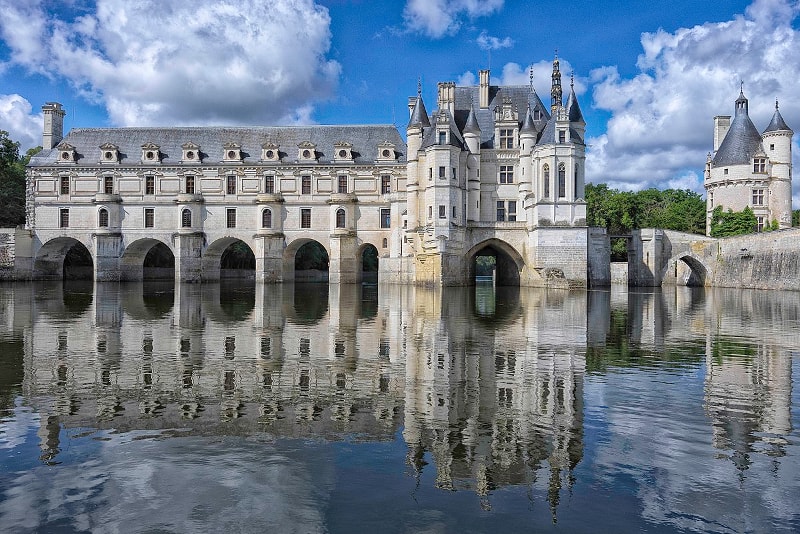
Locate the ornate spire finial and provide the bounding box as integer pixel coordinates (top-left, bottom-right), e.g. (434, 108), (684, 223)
(776, 98), (779, 110)
(570, 72), (574, 89)
(740, 80), (744, 94)
(551, 51), (563, 112)
(417, 77), (422, 98)
(529, 64), (534, 93)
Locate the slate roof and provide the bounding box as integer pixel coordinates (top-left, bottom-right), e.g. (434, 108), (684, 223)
(566, 86), (584, 123)
(538, 113), (585, 146)
(763, 103), (793, 134)
(28, 125), (407, 166)
(712, 94), (763, 167)
(420, 110), (465, 149)
(407, 97), (431, 129)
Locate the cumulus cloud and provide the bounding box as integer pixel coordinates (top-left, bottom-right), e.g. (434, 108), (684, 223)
(456, 59), (587, 97)
(476, 30), (513, 51)
(403, 0), (504, 38)
(587, 0), (800, 200)
(0, 0), (341, 128)
(0, 95), (43, 150)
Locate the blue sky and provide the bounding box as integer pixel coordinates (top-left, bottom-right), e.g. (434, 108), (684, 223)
(1, 0), (799, 201)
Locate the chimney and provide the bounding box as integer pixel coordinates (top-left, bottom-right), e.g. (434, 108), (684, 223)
(42, 102), (66, 150)
(437, 82), (455, 116)
(713, 115), (731, 152)
(479, 70), (490, 108)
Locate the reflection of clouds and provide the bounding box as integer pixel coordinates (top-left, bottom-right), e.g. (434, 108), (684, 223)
(0, 399), (39, 450)
(0, 433), (334, 533)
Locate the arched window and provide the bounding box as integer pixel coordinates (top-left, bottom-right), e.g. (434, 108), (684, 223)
(574, 165), (579, 198)
(181, 208), (192, 228)
(262, 208), (272, 228)
(335, 208), (346, 228)
(382, 238), (388, 248)
(543, 164), (550, 198)
(558, 163), (566, 198)
(98, 208), (109, 227)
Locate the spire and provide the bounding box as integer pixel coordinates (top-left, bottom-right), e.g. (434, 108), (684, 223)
(764, 98), (793, 134)
(407, 94), (431, 129)
(520, 105), (536, 135)
(463, 104), (481, 134)
(529, 64), (534, 93)
(735, 83), (749, 116)
(550, 51), (562, 113)
(565, 74), (584, 123)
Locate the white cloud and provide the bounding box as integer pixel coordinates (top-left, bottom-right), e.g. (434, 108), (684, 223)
(476, 30), (513, 51)
(0, 95), (43, 151)
(403, 0), (504, 38)
(456, 59), (587, 97)
(587, 0), (800, 201)
(0, 0), (341, 128)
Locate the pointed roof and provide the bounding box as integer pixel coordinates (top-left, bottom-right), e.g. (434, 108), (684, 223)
(407, 96), (431, 129)
(565, 75), (584, 123)
(520, 106), (536, 135)
(712, 90), (763, 167)
(463, 105), (481, 134)
(763, 100), (793, 134)
(420, 109), (464, 149)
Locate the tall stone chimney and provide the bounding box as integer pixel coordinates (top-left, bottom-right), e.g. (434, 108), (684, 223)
(713, 115), (731, 152)
(42, 102), (66, 150)
(479, 70), (490, 108)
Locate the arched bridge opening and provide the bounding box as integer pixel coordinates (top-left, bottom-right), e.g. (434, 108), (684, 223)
(120, 238), (175, 281)
(467, 239), (523, 287)
(674, 255), (708, 287)
(34, 237), (93, 281)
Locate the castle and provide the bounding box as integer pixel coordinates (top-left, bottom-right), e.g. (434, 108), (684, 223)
(22, 57), (593, 287)
(705, 89), (794, 234)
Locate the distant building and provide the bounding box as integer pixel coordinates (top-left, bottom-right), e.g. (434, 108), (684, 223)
(25, 57), (594, 286)
(705, 89), (793, 234)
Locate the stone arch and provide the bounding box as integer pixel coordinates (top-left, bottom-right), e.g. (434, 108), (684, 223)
(359, 242), (380, 283)
(669, 253), (709, 287)
(204, 237), (256, 281)
(284, 238), (330, 282)
(120, 238), (175, 281)
(34, 237), (94, 280)
(466, 239), (524, 286)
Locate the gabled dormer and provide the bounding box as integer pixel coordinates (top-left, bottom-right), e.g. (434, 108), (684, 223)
(333, 141), (353, 162)
(434, 111), (451, 146)
(298, 141), (317, 162)
(494, 95), (519, 149)
(377, 141), (396, 161)
(141, 142), (161, 164)
(99, 143), (119, 164)
(56, 142), (77, 164)
(262, 142), (280, 162)
(223, 142), (242, 162)
(181, 141), (201, 163)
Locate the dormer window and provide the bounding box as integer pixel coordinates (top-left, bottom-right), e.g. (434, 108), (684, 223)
(377, 142), (396, 161)
(100, 143), (119, 164)
(181, 142), (201, 163)
(56, 142), (76, 163)
(333, 142), (353, 162)
(262, 142), (280, 162)
(223, 142), (242, 162)
(558, 130), (567, 143)
(499, 129), (514, 149)
(753, 157), (767, 173)
(298, 141), (317, 162)
(141, 143), (160, 164)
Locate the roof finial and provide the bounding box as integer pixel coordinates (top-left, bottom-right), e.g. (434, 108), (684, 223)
(776, 98), (780, 110)
(740, 80), (744, 94)
(529, 64), (534, 93)
(417, 77), (422, 98)
(570, 72), (574, 89)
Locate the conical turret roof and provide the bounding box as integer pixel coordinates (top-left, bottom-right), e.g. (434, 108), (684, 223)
(712, 90), (763, 167)
(407, 96), (431, 129)
(763, 100), (793, 134)
(463, 105), (480, 134)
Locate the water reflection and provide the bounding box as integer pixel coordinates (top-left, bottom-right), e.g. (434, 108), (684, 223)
(1, 282), (798, 532)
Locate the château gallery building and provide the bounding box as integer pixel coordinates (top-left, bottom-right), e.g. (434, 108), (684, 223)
(19, 57), (793, 286)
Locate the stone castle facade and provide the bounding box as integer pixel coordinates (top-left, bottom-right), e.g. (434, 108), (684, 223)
(705, 89), (794, 234)
(23, 57), (596, 287)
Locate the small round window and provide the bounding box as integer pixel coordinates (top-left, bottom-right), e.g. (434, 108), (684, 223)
(61, 152), (70, 160)
(382, 149), (391, 158)
(145, 151), (154, 160)
(227, 150), (236, 159)
(302, 149), (311, 159)
(338, 149), (347, 158)
(265, 150), (274, 159)
(186, 151), (195, 159)
(104, 151), (113, 159)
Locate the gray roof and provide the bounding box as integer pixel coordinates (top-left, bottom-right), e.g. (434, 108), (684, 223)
(712, 96), (763, 167)
(566, 87), (584, 123)
(463, 105), (481, 134)
(763, 103), (793, 134)
(538, 113), (585, 146)
(407, 97), (431, 129)
(520, 107), (536, 135)
(420, 110), (465, 149)
(29, 125), (407, 166)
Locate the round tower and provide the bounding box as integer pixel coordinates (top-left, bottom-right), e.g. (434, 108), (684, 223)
(762, 100), (793, 228)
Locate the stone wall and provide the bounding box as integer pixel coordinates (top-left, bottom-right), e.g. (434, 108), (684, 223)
(0, 228), (33, 281)
(713, 228), (800, 290)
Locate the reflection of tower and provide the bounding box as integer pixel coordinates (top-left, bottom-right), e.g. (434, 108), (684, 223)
(705, 341), (793, 469)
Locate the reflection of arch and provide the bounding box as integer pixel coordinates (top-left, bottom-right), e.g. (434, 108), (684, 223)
(466, 239), (524, 286)
(284, 238), (330, 282)
(120, 238), (175, 281)
(359, 242), (379, 283)
(282, 282), (329, 326)
(202, 281), (256, 323)
(121, 281), (175, 320)
(34, 237), (94, 280)
(35, 281), (94, 319)
(470, 284), (522, 325)
(672, 254), (708, 287)
(204, 237), (256, 281)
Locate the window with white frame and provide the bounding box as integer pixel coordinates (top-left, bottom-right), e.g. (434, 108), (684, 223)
(98, 208), (109, 227)
(226, 208), (237, 228)
(59, 208), (69, 228)
(380, 208), (390, 229)
(227, 175), (236, 194)
(338, 175), (347, 194)
(335, 208), (346, 228)
(499, 129), (514, 149)
(265, 175), (275, 193)
(752, 188), (764, 206)
(381, 175), (391, 194)
(753, 158), (766, 173)
(145, 208), (154, 228)
(181, 209), (192, 228)
(499, 165), (514, 184)
(302, 175), (311, 195)
(301, 208), (311, 228)
(262, 208), (272, 228)
(558, 163), (566, 198)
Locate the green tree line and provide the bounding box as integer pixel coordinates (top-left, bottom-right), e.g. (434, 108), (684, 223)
(0, 131), (40, 227)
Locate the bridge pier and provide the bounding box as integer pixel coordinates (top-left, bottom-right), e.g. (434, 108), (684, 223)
(254, 234), (285, 283)
(174, 232), (204, 283)
(93, 233), (123, 282)
(329, 234), (358, 284)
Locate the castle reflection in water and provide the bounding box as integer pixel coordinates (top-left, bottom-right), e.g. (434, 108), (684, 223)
(4, 281), (794, 512)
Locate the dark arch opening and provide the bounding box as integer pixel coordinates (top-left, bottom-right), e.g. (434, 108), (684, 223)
(142, 242), (175, 280)
(470, 243), (520, 286)
(220, 240), (256, 279)
(678, 256), (707, 287)
(294, 241), (329, 282)
(63, 242), (93, 280)
(361, 244), (379, 283)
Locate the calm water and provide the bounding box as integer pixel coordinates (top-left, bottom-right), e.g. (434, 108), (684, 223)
(0, 281), (798, 533)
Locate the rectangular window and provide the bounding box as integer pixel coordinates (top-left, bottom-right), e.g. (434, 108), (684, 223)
(752, 188), (764, 206)
(226, 208), (236, 228)
(145, 175), (155, 195)
(429, 168), (432, 181)
(428, 206), (432, 219)
(438, 131), (446, 145)
(709, 191), (713, 208)
(301, 208), (311, 229)
(499, 165), (514, 184)
(753, 158), (766, 173)
(756, 216), (765, 232)
(265, 175), (274, 193)
(558, 130), (566, 143)
(380, 208), (391, 229)
(452, 167), (457, 181)
(496, 201), (505, 222)
(185, 176), (195, 194)
(381, 175), (391, 194)
(499, 129), (514, 149)
(508, 201), (517, 222)
(438, 166), (446, 180)
(227, 175), (236, 194)
(59, 208), (69, 228)
(438, 205), (446, 219)
(144, 208), (154, 228)
(338, 175), (347, 193)
(104, 176), (113, 194)
(60, 176), (69, 195)
(302, 175), (311, 194)
(452, 206), (456, 218)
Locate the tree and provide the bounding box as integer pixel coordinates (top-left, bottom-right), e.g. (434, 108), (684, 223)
(0, 131), (27, 228)
(709, 206), (757, 237)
